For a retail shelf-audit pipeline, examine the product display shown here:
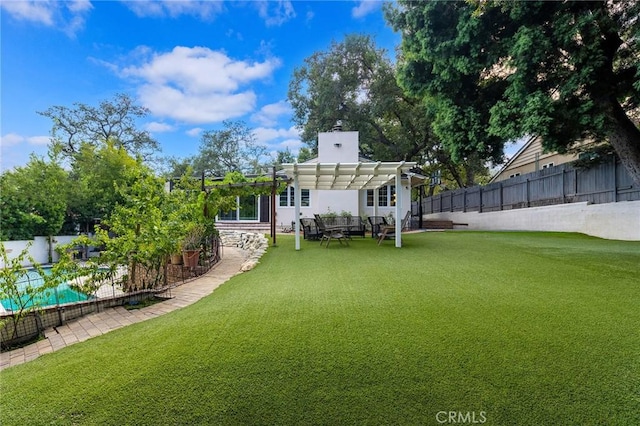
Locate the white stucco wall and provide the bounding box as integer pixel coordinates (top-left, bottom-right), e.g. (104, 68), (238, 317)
(317, 131), (360, 163)
(1, 235), (78, 268)
(312, 131), (361, 218)
(424, 200), (640, 241)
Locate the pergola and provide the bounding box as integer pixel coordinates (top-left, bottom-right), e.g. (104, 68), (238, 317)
(280, 161), (418, 249)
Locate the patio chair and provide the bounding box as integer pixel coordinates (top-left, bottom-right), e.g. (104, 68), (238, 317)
(314, 214), (349, 248)
(401, 210), (412, 231)
(300, 218), (321, 240)
(345, 215), (366, 238)
(376, 224), (396, 245)
(367, 216), (388, 238)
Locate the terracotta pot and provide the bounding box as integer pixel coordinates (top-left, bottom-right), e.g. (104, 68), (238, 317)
(170, 253), (183, 265)
(182, 249), (200, 268)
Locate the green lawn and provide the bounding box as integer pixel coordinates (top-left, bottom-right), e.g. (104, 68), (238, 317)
(1, 232), (639, 425)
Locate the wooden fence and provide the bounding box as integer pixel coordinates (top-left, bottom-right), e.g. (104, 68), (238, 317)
(414, 156), (639, 215)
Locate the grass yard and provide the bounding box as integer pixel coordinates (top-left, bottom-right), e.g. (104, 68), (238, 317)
(1, 231), (639, 425)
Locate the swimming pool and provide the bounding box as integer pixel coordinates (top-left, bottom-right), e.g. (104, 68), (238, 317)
(0, 268), (92, 311)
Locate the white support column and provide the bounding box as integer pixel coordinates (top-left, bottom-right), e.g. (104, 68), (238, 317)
(373, 187), (379, 217)
(395, 170), (402, 248)
(294, 173), (301, 250)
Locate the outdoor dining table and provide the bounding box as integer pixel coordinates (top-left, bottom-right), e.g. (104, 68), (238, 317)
(321, 225), (350, 247)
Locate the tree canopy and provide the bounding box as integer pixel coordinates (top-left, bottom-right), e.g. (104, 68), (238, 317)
(385, 0), (640, 185)
(65, 142), (145, 233)
(288, 34), (430, 161)
(0, 155), (68, 240)
(38, 93), (159, 160)
(191, 120), (269, 177)
(288, 33), (488, 186)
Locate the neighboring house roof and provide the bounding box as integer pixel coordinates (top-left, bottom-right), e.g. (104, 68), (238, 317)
(490, 136), (585, 183)
(490, 136), (537, 183)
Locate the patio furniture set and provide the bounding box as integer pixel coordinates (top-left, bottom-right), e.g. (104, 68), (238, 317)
(299, 215), (396, 247)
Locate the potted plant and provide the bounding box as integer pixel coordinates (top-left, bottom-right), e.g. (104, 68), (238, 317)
(170, 248), (183, 265)
(181, 225), (204, 268)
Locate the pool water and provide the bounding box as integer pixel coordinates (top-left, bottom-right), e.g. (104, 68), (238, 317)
(0, 268), (91, 311)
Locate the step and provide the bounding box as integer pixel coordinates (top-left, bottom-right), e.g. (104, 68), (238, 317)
(215, 222), (272, 233)
(423, 220), (454, 229)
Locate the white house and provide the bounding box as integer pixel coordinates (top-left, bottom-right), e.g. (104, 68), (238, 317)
(215, 130), (426, 242)
(274, 130), (425, 227)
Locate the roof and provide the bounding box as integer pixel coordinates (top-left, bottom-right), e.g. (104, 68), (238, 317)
(280, 161), (419, 190)
(489, 136), (537, 183)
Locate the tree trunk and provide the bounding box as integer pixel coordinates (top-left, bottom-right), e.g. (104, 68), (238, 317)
(464, 164), (475, 188)
(606, 100), (640, 187)
(443, 161), (465, 188)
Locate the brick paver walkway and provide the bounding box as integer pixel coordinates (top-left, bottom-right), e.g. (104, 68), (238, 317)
(0, 247), (245, 371)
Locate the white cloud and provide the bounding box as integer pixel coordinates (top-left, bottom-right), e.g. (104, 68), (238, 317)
(255, 0), (296, 27)
(252, 126), (301, 145)
(120, 46), (281, 124)
(145, 122), (175, 133)
(1, 133), (25, 147)
(0, 0), (92, 36)
(351, 0), (381, 19)
(278, 138), (303, 150)
(305, 9), (314, 24)
(0, 0), (55, 25)
(0, 134), (51, 172)
(123, 0), (225, 20)
(251, 101), (292, 127)
(138, 84), (257, 123)
(186, 128), (204, 137)
(68, 0), (93, 14)
(0, 133), (49, 147)
(27, 136), (51, 146)
(225, 29), (244, 41)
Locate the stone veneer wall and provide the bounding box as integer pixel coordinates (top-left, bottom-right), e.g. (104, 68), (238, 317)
(218, 230), (269, 272)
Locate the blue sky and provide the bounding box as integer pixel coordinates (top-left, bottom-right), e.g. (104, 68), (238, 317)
(1, 0), (401, 171)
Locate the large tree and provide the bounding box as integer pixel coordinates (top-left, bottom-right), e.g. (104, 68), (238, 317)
(39, 93), (159, 160)
(65, 141), (143, 233)
(288, 33), (486, 187)
(192, 120), (269, 176)
(0, 155), (68, 260)
(385, 0), (640, 185)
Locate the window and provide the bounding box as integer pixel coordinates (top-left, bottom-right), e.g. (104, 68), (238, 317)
(542, 162), (554, 169)
(509, 172), (521, 178)
(279, 187), (290, 207)
(378, 186), (388, 206)
(301, 189), (310, 207)
(279, 186), (310, 207)
(368, 185), (396, 207)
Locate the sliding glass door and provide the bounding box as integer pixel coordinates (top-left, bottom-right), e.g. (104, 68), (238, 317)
(218, 195), (258, 221)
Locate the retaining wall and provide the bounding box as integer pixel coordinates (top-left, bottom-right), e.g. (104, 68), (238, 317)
(424, 200), (640, 241)
(218, 230), (269, 271)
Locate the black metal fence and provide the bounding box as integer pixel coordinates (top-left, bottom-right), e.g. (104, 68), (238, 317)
(1, 234), (224, 350)
(414, 156), (639, 215)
